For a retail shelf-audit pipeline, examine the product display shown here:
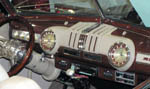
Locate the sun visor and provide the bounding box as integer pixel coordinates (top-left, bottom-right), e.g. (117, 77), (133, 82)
(130, 0), (150, 27)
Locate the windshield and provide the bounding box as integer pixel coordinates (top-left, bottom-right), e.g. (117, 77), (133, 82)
(0, 3), (8, 15)
(11, 0), (99, 17)
(97, 0), (143, 26)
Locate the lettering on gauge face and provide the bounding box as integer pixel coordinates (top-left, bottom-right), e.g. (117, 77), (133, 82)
(136, 53), (150, 64)
(143, 57), (150, 62)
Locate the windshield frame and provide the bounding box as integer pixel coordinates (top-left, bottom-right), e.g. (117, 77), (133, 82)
(1, 0), (17, 15)
(96, 0), (149, 28)
(7, 0), (101, 18)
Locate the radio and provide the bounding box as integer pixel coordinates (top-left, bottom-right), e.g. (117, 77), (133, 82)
(115, 71), (135, 86)
(66, 63), (98, 77)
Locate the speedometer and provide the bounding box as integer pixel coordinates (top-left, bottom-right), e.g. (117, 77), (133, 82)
(108, 42), (130, 67)
(40, 30), (56, 53)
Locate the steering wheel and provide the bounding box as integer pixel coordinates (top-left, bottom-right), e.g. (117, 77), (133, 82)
(0, 16), (35, 77)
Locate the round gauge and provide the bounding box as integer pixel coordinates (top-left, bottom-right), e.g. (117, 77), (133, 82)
(40, 30), (56, 53)
(108, 42), (130, 67)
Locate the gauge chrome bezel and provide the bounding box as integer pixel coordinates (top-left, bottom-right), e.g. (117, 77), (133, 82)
(108, 42), (131, 68)
(40, 30), (56, 54)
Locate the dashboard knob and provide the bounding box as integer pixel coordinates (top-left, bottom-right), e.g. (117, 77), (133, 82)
(66, 64), (75, 76)
(66, 69), (75, 76)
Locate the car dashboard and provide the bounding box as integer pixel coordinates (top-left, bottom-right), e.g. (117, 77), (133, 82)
(1, 0), (150, 89)
(9, 20), (150, 87)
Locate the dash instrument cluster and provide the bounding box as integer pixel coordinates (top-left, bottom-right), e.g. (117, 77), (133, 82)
(11, 22), (150, 86)
(12, 30), (40, 43)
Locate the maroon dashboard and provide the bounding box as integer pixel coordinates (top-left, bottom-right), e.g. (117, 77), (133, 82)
(9, 17), (150, 87)
(1, 0), (150, 88)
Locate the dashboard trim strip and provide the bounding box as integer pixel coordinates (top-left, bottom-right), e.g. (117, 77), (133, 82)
(88, 36), (93, 51)
(73, 33), (77, 48)
(93, 37), (98, 52)
(68, 32), (72, 46)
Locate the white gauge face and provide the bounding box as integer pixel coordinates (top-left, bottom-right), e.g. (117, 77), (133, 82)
(108, 42), (130, 67)
(40, 30), (56, 53)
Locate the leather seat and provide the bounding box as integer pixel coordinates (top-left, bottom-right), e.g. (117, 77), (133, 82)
(0, 65), (9, 82)
(0, 64), (41, 89)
